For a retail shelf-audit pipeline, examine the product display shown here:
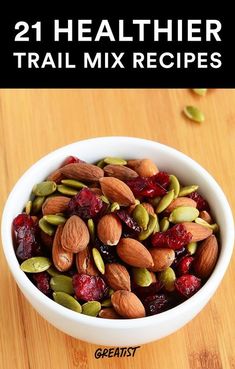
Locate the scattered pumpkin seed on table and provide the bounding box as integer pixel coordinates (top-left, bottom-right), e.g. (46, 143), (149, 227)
(183, 105), (205, 123)
(192, 88), (207, 96)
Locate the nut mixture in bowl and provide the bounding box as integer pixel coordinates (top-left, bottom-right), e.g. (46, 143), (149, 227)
(12, 155), (219, 319)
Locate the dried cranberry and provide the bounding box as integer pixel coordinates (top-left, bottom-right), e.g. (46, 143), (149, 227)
(60, 156), (83, 167)
(13, 213), (35, 231)
(116, 210), (141, 233)
(143, 294), (170, 316)
(175, 274), (201, 298)
(171, 247), (187, 268)
(151, 224), (192, 250)
(126, 176), (167, 198)
(67, 188), (103, 219)
(13, 214), (41, 260)
(121, 225), (139, 239)
(188, 191), (210, 212)
(33, 272), (51, 295)
(133, 281), (163, 301)
(98, 244), (119, 264)
(151, 172), (170, 189)
(177, 256), (194, 276)
(72, 274), (108, 301)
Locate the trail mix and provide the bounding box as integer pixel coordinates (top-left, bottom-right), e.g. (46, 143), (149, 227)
(12, 156), (219, 319)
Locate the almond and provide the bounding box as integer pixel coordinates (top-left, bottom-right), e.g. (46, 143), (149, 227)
(61, 215), (90, 253)
(97, 214), (122, 246)
(127, 159), (159, 177)
(182, 222), (213, 242)
(99, 308), (121, 319)
(52, 225), (74, 271)
(165, 197), (197, 213)
(141, 202), (155, 215)
(193, 235), (219, 278)
(42, 196), (70, 215)
(89, 187), (103, 196)
(99, 177), (135, 206)
(105, 263), (131, 291)
(150, 271), (157, 283)
(104, 164), (138, 181)
(61, 163), (104, 182)
(199, 210), (213, 224)
(149, 248), (175, 272)
(117, 238), (154, 268)
(47, 168), (64, 183)
(111, 290), (146, 318)
(76, 247), (99, 276)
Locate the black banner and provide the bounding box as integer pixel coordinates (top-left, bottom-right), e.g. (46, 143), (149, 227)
(0, 9), (234, 88)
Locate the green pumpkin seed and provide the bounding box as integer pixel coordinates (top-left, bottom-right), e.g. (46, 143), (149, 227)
(39, 218), (55, 236)
(192, 88), (207, 96)
(61, 179), (87, 189)
(153, 214), (160, 233)
(195, 218), (219, 232)
(169, 175), (180, 199)
(101, 298), (112, 307)
(25, 200), (32, 215)
(104, 157), (127, 165)
(178, 185), (199, 197)
(133, 204), (149, 230)
(150, 196), (161, 207)
(92, 248), (105, 274)
(169, 206), (199, 224)
(139, 214), (157, 241)
(32, 181), (57, 196)
(82, 301), (101, 317)
(96, 159), (106, 168)
(108, 288), (114, 296)
(187, 242), (198, 255)
(101, 195), (110, 204)
(132, 268), (152, 287)
(183, 105), (205, 123)
(53, 291), (82, 313)
(50, 275), (73, 294)
(32, 196), (45, 213)
(160, 217), (170, 232)
(43, 214), (66, 226)
(20, 257), (51, 273)
(87, 219), (95, 241)
(57, 185), (78, 196)
(158, 267), (176, 292)
(156, 190), (175, 214)
(47, 266), (61, 277)
(110, 202), (120, 212)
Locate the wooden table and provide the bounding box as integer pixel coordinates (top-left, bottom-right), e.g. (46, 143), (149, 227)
(0, 89), (234, 369)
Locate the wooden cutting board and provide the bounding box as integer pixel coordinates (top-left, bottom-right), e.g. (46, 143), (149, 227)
(0, 89), (234, 369)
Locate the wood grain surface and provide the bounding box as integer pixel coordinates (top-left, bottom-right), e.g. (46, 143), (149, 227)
(0, 89), (234, 369)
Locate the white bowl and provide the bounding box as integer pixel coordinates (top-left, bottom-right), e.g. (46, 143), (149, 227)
(1, 137), (234, 346)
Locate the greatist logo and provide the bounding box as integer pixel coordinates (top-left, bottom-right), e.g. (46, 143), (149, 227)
(94, 346), (141, 359)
